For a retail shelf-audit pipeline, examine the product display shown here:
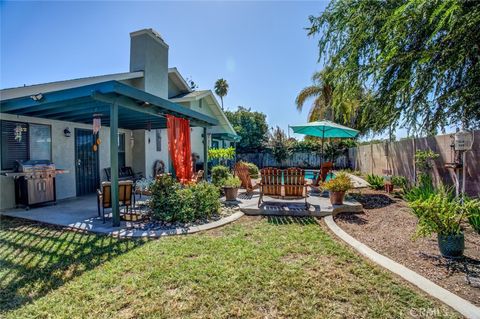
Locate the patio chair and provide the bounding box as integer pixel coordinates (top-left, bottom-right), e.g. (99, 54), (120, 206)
(258, 167), (282, 207)
(97, 180), (134, 223)
(234, 162), (259, 193)
(283, 168), (309, 209)
(311, 162), (334, 187)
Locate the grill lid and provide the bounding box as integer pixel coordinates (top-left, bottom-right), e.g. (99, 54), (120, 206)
(15, 160), (55, 172)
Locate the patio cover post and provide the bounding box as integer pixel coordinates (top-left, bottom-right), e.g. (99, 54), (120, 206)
(110, 101), (120, 227)
(203, 127), (208, 175)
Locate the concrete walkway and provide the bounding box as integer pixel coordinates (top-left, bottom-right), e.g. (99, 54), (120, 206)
(0, 195), (244, 238)
(324, 215), (480, 319)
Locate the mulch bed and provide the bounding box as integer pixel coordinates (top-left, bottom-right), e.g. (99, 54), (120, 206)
(335, 189), (480, 306)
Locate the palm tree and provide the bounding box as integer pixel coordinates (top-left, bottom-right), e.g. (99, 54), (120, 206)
(295, 68), (334, 122)
(214, 78), (229, 110)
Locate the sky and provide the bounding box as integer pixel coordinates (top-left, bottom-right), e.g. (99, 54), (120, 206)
(1, 1), (417, 140)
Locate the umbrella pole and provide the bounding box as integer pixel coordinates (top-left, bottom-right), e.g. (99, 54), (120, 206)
(321, 129), (325, 166)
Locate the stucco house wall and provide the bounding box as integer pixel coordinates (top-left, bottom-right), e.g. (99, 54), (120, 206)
(0, 113), (133, 210)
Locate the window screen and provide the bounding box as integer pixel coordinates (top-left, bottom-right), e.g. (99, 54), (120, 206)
(1, 121), (29, 170)
(29, 124), (52, 161)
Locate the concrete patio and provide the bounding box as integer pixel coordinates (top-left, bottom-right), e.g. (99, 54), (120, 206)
(0, 195), (131, 234)
(0, 194), (245, 238)
(229, 190), (363, 217)
(1, 188), (363, 237)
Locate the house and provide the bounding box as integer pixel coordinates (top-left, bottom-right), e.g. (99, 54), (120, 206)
(0, 28), (239, 215)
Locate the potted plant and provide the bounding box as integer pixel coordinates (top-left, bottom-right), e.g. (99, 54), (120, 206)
(409, 188), (480, 258)
(321, 172), (354, 205)
(222, 175), (242, 201)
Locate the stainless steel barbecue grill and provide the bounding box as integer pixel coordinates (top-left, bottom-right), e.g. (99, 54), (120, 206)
(5, 160), (68, 209)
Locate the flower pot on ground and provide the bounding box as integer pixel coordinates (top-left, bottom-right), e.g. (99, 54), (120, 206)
(321, 172), (354, 205)
(384, 182), (393, 193)
(437, 233), (465, 258)
(408, 187), (480, 258)
(222, 175), (242, 201)
(329, 191), (345, 205)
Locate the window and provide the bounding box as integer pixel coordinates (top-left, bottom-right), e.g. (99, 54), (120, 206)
(1, 121), (52, 170)
(118, 133), (126, 168)
(30, 124), (52, 161)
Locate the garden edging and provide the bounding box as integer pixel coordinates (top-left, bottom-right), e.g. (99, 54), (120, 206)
(323, 215), (480, 319)
(111, 212), (245, 238)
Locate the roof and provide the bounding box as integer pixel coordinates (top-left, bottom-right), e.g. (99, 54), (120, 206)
(169, 90), (211, 102)
(170, 90), (238, 138)
(1, 71), (144, 101)
(0, 80), (218, 130)
(168, 67), (192, 94)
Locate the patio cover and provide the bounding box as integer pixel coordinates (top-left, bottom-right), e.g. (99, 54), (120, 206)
(0, 80), (218, 226)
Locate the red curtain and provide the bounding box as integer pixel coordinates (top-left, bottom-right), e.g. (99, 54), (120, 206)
(167, 115), (193, 183)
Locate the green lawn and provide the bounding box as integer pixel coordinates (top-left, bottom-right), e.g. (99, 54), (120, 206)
(0, 215), (457, 318)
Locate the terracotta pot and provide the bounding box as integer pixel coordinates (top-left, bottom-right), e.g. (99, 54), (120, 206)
(384, 183), (393, 193)
(329, 191), (345, 205)
(223, 187), (239, 201)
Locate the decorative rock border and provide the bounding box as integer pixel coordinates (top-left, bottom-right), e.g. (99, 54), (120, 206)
(323, 215), (480, 319)
(110, 211), (245, 238)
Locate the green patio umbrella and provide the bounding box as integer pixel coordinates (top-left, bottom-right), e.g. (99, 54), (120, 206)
(289, 120), (359, 164)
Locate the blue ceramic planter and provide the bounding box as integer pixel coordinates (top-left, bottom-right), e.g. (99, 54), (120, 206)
(437, 233), (464, 258)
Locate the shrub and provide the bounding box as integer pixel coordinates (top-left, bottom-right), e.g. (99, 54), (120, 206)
(409, 189), (480, 237)
(415, 150), (439, 172)
(241, 161), (259, 178)
(467, 199), (480, 234)
(149, 175), (182, 222)
(190, 182), (221, 219)
(211, 165), (230, 187)
(403, 175), (436, 204)
(391, 175), (408, 188)
(149, 175), (220, 223)
(366, 174), (384, 190)
(322, 172), (353, 192)
(208, 147), (235, 161)
(222, 176), (241, 188)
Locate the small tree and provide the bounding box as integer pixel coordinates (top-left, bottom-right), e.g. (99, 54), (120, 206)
(269, 126), (291, 166)
(225, 106), (269, 152)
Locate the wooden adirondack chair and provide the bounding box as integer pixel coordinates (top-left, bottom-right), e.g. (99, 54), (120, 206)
(234, 162), (258, 193)
(283, 168), (309, 209)
(312, 162), (334, 187)
(258, 168), (283, 207)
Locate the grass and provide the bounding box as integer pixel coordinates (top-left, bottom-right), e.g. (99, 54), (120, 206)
(0, 215), (457, 318)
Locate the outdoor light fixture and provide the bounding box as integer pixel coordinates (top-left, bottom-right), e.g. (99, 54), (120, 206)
(63, 127), (71, 137)
(30, 93), (44, 101)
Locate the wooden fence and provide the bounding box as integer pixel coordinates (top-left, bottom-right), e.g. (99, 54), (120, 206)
(348, 130), (480, 196)
(236, 152), (349, 169)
